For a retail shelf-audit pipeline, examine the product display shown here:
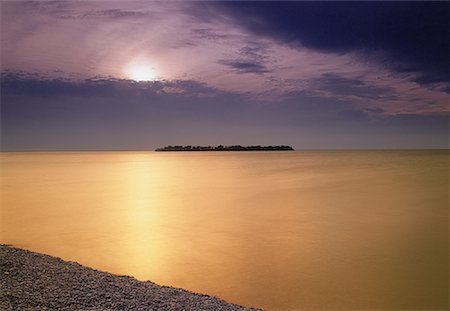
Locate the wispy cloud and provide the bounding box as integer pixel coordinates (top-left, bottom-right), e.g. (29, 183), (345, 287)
(218, 59), (270, 74)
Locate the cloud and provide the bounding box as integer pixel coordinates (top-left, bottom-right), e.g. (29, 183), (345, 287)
(0, 71), (232, 100)
(212, 2), (449, 86)
(60, 9), (150, 20)
(218, 59), (270, 74)
(311, 73), (395, 100)
(19, 1), (152, 20)
(192, 28), (231, 41)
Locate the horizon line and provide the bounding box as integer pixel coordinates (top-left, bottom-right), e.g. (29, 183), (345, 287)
(1, 148), (449, 153)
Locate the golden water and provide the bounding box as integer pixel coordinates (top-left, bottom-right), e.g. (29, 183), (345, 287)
(1, 150), (448, 309)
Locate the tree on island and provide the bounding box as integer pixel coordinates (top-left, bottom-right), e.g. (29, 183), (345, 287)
(155, 145), (294, 151)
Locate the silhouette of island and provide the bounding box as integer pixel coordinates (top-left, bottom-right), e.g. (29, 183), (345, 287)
(155, 145), (294, 152)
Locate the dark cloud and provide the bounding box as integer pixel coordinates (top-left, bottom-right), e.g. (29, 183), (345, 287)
(312, 73), (395, 100)
(192, 28), (230, 41)
(413, 71), (450, 85)
(0, 71), (223, 98)
(212, 2), (449, 85)
(218, 59), (270, 74)
(218, 42), (272, 74)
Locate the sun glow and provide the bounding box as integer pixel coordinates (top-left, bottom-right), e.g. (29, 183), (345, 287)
(126, 60), (158, 81)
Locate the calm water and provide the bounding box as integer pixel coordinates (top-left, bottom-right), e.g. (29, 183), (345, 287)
(1, 150), (448, 310)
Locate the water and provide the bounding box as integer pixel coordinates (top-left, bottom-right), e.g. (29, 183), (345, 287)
(1, 150), (448, 310)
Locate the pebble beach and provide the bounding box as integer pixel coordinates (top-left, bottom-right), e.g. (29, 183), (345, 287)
(0, 245), (259, 311)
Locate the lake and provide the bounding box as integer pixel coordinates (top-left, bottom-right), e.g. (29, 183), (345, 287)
(1, 150), (448, 309)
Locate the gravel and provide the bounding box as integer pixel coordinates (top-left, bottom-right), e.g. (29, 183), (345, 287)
(0, 245), (260, 311)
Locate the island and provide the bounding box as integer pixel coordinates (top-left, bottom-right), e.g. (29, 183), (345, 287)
(155, 145), (294, 152)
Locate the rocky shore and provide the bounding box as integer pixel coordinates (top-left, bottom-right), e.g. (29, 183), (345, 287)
(0, 245), (259, 311)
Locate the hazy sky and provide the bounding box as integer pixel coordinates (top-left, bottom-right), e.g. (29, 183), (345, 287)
(1, 1), (448, 150)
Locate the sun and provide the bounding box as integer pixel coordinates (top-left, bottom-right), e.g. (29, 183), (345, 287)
(126, 61), (158, 81)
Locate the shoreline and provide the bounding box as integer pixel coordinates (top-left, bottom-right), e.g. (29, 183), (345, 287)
(0, 245), (259, 311)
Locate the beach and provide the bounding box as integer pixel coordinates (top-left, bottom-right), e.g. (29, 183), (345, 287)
(0, 245), (258, 311)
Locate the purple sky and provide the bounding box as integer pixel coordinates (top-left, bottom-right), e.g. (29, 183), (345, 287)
(1, 1), (449, 150)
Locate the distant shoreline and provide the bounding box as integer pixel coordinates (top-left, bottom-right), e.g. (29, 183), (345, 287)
(155, 145), (294, 152)
(2, 148), (450, 153)
(0, 245), (258, 311)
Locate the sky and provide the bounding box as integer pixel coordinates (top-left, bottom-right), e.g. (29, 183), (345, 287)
(1, 1), (449, 150)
